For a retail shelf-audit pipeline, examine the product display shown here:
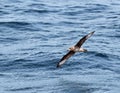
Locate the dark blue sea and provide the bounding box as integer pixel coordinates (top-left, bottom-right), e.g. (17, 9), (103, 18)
(0, 0), (120, 93)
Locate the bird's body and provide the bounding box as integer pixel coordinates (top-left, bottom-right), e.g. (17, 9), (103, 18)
(57, 31), (95, 68)
(68, 46), (87, 52)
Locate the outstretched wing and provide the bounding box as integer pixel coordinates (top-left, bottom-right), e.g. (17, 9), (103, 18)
(57, 51), (75, 68)
(75, 31), (95, 48)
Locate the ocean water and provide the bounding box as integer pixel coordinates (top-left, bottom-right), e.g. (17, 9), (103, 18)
(0, 0), (120, 93)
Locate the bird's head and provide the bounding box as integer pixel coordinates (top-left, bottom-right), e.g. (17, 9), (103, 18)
(68, 46), (75, 51)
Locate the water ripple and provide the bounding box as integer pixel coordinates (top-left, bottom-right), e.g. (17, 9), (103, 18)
(0, 0), (120, 93)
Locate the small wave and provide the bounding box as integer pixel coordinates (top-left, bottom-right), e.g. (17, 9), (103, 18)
(8, 86), (41, 92)
(85, 51), (120, 62)
(61, 11), (83, 16)
(0, 10), (9, 15)
(29, 3), (46, 7)
(0, 59), (33, 71)
(13, 59), (33, 62)
(0, 37), (21, 43)
(37, 22), (53, 25)
(59, 21), (81, 25)
(0, 54), (3, 56)
(58, 80), (100, 93)
(95, 53), (109, 58)
(87, 51), (110, 59)
(24, 8), (60, 14)
(0, 21), (31, 29)
(0, 73), (7, 77)
(106, 34), (120, 38)
(95, 52), (120, 61)
(22, 62), (43, 69)
(85, 3), (109, 12)
(25, 9), (50, 13)
(67, 5), (86, 9)
(0, 21), (30, 25)
(0, 73), (12, 78)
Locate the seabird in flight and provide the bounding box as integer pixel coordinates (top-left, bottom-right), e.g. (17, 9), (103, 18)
(57, 31), (95, 68)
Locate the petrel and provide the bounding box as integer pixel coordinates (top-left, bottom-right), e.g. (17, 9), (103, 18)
(57, 31), (95, 68)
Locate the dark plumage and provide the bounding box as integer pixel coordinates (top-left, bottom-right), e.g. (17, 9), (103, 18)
(57, 31), (95, 68)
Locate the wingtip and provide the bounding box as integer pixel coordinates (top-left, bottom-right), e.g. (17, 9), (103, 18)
(92, 31), (95, 34)
(91, 31), (95, 33)
(90, 31), (95, 36)
(56, 63), (60, 68)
